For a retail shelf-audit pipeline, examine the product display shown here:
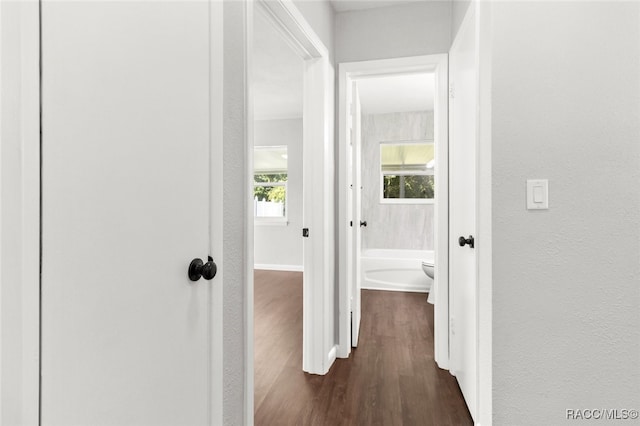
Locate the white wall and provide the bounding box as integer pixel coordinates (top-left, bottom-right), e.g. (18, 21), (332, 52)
(335, 1), (451, 63)
(254, 119), (303, 269)
(451, 0), (471, 43)
(490, 2), (640, 424)
(361, 111), (434, 251)
(223, 1), (250, 424)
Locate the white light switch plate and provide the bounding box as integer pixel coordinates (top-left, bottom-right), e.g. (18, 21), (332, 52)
(527, 179), (548, 210)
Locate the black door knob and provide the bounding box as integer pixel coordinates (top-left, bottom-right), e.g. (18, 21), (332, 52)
(360, 221), (367, 227)
(189, 256), (217, 281)
(458, 235), (474, 248)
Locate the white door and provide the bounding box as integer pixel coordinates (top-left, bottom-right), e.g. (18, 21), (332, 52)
(449, 4), (478, 421)
(351, 82), (363, 347)
(41, 2), (222, 425)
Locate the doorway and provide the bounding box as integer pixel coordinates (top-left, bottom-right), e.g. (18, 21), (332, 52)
(348, 72), (440, 351)
(251, 6), (305, 417)
(338, 55), (450, 367)
(248, 0), (334, 394)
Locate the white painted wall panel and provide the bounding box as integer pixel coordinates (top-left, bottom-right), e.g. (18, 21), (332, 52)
(491, 2), (640, 423)
(335, 1), (451, 63)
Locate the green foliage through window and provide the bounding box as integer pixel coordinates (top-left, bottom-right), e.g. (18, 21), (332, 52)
(383, 175), (434, 199)
(254, 174), (287, 203)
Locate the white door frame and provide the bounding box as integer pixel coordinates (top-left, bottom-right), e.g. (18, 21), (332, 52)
(337, 55), (449, 365)
(0, 1), (41, 423)
(251, 0), (335, 379)
(475, 1), (493, 424)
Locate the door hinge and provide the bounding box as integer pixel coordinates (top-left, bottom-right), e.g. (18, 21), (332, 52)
(449, 84), (455, 99)
(450, 317), (455, 335)
(302, 228), (309, 238)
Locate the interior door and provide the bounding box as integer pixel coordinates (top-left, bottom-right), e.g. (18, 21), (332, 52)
(41, 2), (222, 425)
(351, 82), (363, 347)
(449, 4), (478, 421)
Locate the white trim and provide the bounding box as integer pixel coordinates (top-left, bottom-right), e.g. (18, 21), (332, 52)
(0, 1), (41, 424)
(244, 2), (255, 424)
(327, 345), (337, 368)
(209, 0), (224, 423)
(254, 219), (289, 226)
(254, 264), (303, 272)
(476, 0), (493, 424)
(338, 55), (449, 365)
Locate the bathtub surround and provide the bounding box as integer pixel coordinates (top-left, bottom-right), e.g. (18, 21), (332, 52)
(253, 118), (303, 271)
(361, 111), (434, 251)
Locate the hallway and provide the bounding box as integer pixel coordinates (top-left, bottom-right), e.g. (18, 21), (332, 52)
(254, 270), (472, 425)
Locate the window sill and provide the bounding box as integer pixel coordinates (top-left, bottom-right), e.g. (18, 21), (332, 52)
(255, 218), (289, 226)
(380, 199), (435, 205)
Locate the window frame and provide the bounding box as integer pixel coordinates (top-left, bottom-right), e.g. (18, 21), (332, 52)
(379, 139), (435, 205)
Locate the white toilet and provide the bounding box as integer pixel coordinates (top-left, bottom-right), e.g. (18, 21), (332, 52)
(422, 255), (435, 304)
(421, 260), (434, 280)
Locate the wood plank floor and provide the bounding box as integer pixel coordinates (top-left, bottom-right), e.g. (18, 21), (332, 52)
(254, 269), (473, 426)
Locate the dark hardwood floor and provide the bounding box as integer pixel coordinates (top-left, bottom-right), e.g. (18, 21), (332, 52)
(254, 269), (473, 426)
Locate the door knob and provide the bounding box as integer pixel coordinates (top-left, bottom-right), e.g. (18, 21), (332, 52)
(360, 221), (367, 227)
(458, 235), (474, 248)
(189, 256), (217, 281)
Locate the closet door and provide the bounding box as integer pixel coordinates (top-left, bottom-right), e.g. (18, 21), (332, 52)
(41, 2), (222, 424)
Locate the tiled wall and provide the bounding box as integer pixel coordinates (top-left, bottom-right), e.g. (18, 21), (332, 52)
(361, 111), (434, 250)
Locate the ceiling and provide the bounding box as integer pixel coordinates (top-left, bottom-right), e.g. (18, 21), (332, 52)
(253, 12), (303, 120)
(330, 0), (423, 13)
(253, 5), (434, 120)
(254, 146), (288, 172)
(357, 72), (435, 114)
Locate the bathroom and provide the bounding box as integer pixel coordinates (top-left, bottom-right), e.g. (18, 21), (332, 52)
(355, 72), (437, 302)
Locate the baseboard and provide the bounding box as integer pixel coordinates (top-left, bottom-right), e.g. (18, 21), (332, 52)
(254, 264), (303, 272)
(326, 345), (338, 373)
(362, 281), (431, 293)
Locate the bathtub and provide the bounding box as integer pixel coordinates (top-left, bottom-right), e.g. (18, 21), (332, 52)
(361, 249), (433, 293)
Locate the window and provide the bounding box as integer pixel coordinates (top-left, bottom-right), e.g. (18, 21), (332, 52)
(380, 141), (434, 203)
(254, 146), (288, 222)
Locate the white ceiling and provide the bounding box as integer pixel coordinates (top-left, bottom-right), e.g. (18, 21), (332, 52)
(253, 5), (434, 120)
(330, 0), (423, 13)
(254, 146), (288, 172)
(253, 12), (303, 121)
(357, 73), (435, 114)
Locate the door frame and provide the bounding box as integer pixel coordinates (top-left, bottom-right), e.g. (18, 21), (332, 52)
(337, 55), (450, 365)
(251, 0), (335, 379)
(0, 1), (40, 423)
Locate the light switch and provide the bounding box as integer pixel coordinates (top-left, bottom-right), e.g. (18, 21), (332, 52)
(527, 179), (548, 210)
(533, 186), (543, 203)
